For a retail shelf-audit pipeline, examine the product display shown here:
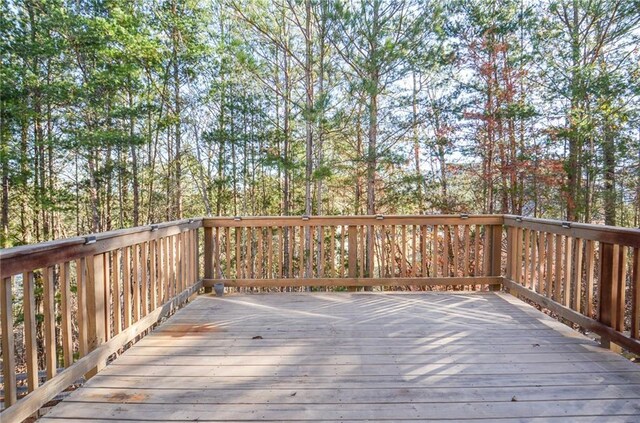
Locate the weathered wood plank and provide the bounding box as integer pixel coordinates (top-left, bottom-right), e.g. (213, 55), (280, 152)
(202, 277), (502, 287)
(23, 271), (38, 392)
(44, 266), (57, 380)
(61, 261), (73, 366)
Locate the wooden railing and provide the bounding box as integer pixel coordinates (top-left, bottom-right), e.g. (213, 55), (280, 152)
(1, 214), (639, 422)
(0, 219), (201, 422)
(503, 215), (640, 355)
(201, 215), (504, 289)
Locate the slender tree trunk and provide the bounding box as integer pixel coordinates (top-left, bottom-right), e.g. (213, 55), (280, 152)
(172, 0), (182, 219)
(304, 0), (314, 277)
(1, 112), (8, 248)
(412, 70), (423, 212)
(566, 2), (581, 222)
(129, 84), (140, 226)
(603, 123), (616, 226)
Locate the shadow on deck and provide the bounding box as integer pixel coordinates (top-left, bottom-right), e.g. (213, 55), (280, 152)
(39, 292), (640, 422)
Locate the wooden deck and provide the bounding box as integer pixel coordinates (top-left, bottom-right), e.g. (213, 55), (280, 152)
(40, 292), (640, 422)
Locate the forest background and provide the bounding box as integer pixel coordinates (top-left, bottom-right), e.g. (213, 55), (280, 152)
(2, 0), (640, 248)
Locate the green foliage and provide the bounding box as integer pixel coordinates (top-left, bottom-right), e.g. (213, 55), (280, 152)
(2, 0), (640, 250)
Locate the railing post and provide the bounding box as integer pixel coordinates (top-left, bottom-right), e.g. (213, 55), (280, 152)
(204, 226), (213, 293)
(598, 242), (622, 352)
(488, 224), (502, 291)
(86, 253), (106, 377)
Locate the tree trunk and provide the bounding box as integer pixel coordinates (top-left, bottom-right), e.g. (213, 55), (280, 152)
(172, 0), (182, 219)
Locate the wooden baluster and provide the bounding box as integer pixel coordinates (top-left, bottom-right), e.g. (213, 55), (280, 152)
(61, 261), (73, 366)
(390, 225), (396, 277)
(402, 225), (409, 277)
(585, 240), (596, 318)
(185, 232), (190, 288)
(168, 237), (175, 300)
(299, 225), (305, 277)
(473, 225), (480, 279)
(330, 226), (336, 277)
(554, 235), (563, 302)
(564, 237), (573, 307)
(150, 239), (157, 309)
(545, 233), (554, 298)
(537, 234), (545, 293)
(599, 243), (620, 351)
(210, 227), (217, 282)
(257, 227), (263, 279)
(310, 225), (316, 278)
(176, 234), (183, 293)
(185, 231), (190, 288)
(515, 227), (523, 284)
(23, 271), (38, 392)
(573, 239), (584, 312)
(341, 225), (346, 278)
(225, 227), (231, 278)
(348, 225), (358, 288)
(267, 227), (273, 279)
(184, 232), (190, 288)
(617, 247), (628, 332)
(506, 227), (515, 281)
(529, 231), (537, 291)
(277, 227), (282, 278)
(194, 229), (199, 284)
(319, 226), (325, 278)
(141, 242), (148, 316)
(133, 244), (140, 321)
(103, 254), (111, 340)
(483, 227), (492, 282)
(367, 225), (374, 280)
(444, 226), (450, 278)
(44, 266), (57, 379)
(523, 229), (530, 287)
(181, 232), (186, 290)
(112, 250), (122, 334)
(1, 276), (16, 407)
(421, 225), (428, 277)
(379, 225), (386, 278)
(452, 225), (459, 278)
(160, 238), (166, 303)
(288, 226), (294, 278)
(631, 248), (640, 339)
(488, 224), (502, 291)
(432, 225), (439, 277)
(77, 258), (89, 356)
(247, 227), (253, 279)
(463, 225), (470, 278)
(360, 225), (366, 277)
(86, 253), (106, 377)
(412, 225), (417, 276)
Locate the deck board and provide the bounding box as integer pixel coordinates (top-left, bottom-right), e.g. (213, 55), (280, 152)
(40, 292), (640, 422)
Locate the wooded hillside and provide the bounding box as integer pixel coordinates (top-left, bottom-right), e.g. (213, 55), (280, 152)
(1, 0), (639, 247)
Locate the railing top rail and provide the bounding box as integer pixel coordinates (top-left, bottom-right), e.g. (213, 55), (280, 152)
(202, 214), (504, 227)
(1, 218), (202, 280)
(504, 215), (640, 248)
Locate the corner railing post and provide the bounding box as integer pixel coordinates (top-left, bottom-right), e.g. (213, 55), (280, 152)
(203, 225), (213, 293)
(489, 224), (503, 291)
(598, 242), (623, 352)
